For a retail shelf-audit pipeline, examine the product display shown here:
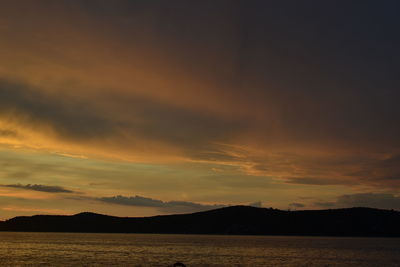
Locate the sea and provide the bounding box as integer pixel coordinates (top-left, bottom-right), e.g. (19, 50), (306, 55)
(0, 232), (399, 266)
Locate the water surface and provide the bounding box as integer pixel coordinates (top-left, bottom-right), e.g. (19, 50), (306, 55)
(0, 232), (399, 266)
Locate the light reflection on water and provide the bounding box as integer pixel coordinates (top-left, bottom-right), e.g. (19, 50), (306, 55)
(0, 232), (399, 266)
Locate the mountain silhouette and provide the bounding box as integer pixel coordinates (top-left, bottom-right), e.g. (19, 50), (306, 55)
(0, 206), (399, 237)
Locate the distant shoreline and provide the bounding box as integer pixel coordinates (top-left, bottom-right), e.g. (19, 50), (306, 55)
(1, 206), (399, 237)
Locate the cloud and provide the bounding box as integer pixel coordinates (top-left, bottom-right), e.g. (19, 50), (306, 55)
(0, 79), (116, 140)
(284, 177), (342, 186)
(98, 195), (226, 213)
(348, 154), (400, 185)
(1, 184), (75, 193)
(0, 0), (400, 217)
(99, 195), (164, 207)
(209, 147), (400, 188)
(0, 78), (245, 163)
(315, 193), (400, 210)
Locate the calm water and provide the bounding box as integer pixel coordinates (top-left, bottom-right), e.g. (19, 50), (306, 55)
(0, 232), (399, 266)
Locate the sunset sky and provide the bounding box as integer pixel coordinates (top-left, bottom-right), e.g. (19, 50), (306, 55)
(0, 0), (399, 219)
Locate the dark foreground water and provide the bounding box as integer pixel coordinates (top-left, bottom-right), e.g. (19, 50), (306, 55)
(0, 232), (399, 266)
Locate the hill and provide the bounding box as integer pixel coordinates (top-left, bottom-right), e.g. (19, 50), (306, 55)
(0, 206), (399, 237)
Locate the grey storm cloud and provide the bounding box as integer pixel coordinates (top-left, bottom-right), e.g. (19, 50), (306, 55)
(1, 183), (75, 193)
(98, 195), (226, 213)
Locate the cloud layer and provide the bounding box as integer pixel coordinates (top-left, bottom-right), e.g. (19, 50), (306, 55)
(0, 1), (399, 217)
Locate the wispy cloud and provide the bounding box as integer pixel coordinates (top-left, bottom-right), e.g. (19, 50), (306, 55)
(98, 195), (226, 213)
(1, 184), (75, 193)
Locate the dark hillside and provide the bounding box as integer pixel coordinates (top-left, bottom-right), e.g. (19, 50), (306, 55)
(1, 206), (399, 237)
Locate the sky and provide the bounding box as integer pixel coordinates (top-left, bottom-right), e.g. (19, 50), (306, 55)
(0, 0), (399, 219)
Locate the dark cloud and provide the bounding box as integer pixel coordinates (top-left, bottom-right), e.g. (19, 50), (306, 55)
(284, 177), (343, 186)
(0, 78), (244, 156)
(4, 1), (400, 150)
(1, 183), (75, 193)
(2, 1), (400, 148)
(99, 195), (164, 207)
(2, 1), (400, 153)
(186, 149), (242, 163)
(98, 195), (226, 213)
(113, 94), (245, 151)
(235, 1), (400, 147)
(241, 152), (400, 188)
(345, 154), (400, 187)
(0, 79), (115, 140)
(315, 193), (400, 211)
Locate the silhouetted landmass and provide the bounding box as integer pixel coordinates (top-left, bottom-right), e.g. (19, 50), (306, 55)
(0, 206), (399, 237)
